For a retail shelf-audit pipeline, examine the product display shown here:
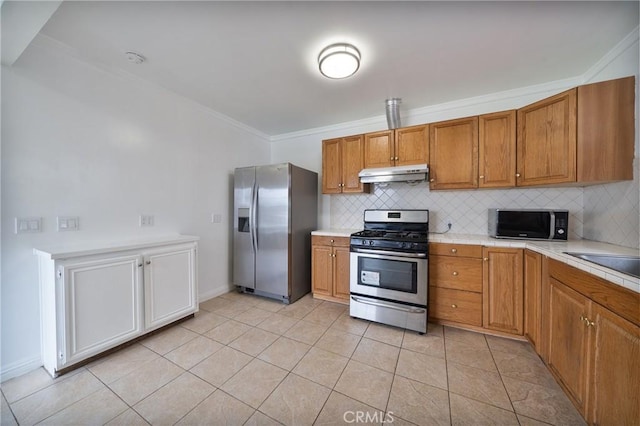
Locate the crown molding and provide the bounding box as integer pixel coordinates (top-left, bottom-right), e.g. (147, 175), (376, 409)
(582, 25), (639, 84)
(29, 34), (271, 142)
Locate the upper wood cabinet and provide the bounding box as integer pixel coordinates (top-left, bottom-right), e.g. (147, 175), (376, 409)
(517, 76), (635, 187)
(517, 89), (577, 186)
(577, 76), (635, 183)
(429, 117), (478, 190)
(479, 110), (516, 188)
(395, 125), (429, 166)
(364, 125), (429, 168)
(322, 135), (368, 194)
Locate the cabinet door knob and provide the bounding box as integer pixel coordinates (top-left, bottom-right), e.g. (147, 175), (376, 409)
(452, 271), (458, 276)
(450, 248), (457, 254)
(395, 157), (399, 161)
(483, 257), (489, 261)
(451, 304), (457, 308)
(516, 173), (521, 177)
(479, 175), (485, 179)
(138, 263), (143, 267)
(145, 260), (151, 265)
(430, 179), (435, 183)
(330, 239), (334, 243)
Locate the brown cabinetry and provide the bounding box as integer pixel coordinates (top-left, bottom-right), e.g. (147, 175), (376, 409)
(429, 117), (478, 190)
(322, 136), (368, 194)
(587, 302), (640, 426)
(428, 243), (483, 327)
(363, 125), (428, 169)
(523, 250), (543, 352)
(482, 247), (524, 335)
(546, 276), (591, 414)
(517, 89), (577, 186)
(311, 236), (350, 303)
(517, 76), (634, 187)
(544, 259), (640, 423)
(478, 110), (516, 188)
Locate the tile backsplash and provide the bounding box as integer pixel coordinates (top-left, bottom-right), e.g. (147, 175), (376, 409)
(583, 158), (640, 249)
(331, 159), (640, 250)
(331, 183), (584, 238)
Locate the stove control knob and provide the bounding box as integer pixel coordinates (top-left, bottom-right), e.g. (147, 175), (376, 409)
(368, 240), (374, 246)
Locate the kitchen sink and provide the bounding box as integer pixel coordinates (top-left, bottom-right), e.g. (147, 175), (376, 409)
(564, 252), (640, 279)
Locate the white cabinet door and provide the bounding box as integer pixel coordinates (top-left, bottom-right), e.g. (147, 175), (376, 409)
(143, 244), (197, 330)
(61, 255), (143, 367)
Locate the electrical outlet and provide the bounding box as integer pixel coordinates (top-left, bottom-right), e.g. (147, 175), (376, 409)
(211, 213), (222, 223)
(57, 216), (79, 232)
(139, 215), (154, 227)
(15, 217), (42, 234)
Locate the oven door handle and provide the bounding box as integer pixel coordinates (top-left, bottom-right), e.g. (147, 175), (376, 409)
(351, 296), (426, 314)
(351, 248), (427, 258)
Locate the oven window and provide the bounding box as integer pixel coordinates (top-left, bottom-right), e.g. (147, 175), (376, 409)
(357, 257), (417, 293)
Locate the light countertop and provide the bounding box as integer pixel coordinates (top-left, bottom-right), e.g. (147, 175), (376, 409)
(34, 235), (200, 260)
(312, 229), (640, 293)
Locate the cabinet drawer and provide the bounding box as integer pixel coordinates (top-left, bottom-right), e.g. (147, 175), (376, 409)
(312, 235), (350, 247)
(429, 255), (482, 292)
(429, 243), (482, 258)
(429, 286), (482, 326)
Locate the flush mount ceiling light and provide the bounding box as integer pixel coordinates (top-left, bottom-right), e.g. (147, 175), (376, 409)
(318, 43), (361, 79)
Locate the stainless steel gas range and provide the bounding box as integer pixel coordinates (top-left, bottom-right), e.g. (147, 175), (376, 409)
(349, 209), (429, 334)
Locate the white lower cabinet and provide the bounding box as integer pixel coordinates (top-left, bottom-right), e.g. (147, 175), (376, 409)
(144, 246), (197, 330)
(36, 236), (198, 377)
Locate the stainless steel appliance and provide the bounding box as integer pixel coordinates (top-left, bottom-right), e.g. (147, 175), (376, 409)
(358, 163), (428, 184)
(488, 208), (569, 240)
(233, 163), (318, 304)
(350, 209), (429, 334)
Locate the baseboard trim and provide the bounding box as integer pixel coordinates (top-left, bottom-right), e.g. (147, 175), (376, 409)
(0, 355), (43, 383)
(198, 285), (234, 302)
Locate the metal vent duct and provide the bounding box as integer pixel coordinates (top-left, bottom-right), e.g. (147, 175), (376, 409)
(385, 98), (402, 129)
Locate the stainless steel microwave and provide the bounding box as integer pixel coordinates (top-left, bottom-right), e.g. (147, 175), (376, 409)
(488, 209), (569, 240)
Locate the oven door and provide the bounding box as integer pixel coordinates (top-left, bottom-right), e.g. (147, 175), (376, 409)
(350, 248), (427, 306)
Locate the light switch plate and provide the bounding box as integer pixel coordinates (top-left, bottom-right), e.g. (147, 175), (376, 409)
(15, 217), (42, 234)
(139, 215), (154, 227)
(211, 213), (222, 223)
(57, 216), (79, 232)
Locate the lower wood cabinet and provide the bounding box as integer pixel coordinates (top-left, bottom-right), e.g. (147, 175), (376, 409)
(544, 259), (640, 424)
(523, 250), (543, 353)
(546, 276), (592, 414)
(311, 236), (350, 303)
(483, 247), (524, 335)
(428, 243), (483, 327)
(35, 236), (199, 377)
(429, 243), (524, 336)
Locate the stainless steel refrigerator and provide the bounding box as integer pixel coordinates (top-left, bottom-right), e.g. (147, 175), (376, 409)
(233, 163), (318, 304)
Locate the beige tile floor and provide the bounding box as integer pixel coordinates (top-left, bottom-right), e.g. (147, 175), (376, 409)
(1, 291), (586, 426)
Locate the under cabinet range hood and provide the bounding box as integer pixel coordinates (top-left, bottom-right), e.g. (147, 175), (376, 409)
(359, 163), (429, 184)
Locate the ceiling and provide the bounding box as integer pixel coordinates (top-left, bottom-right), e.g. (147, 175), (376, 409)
(19, 1), (640, 136)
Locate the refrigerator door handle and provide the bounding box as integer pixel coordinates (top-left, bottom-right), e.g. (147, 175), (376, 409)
(251, 183), (258, 251)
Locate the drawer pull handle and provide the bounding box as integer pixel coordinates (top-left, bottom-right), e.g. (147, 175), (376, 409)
(330, 239), (334, 243)
(451, 304), (457, 308)
(452, 271), (458, 276)
(451, 248), (457, 254)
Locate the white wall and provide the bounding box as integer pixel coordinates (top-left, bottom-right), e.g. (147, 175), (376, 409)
(1, 39), (270, 379)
